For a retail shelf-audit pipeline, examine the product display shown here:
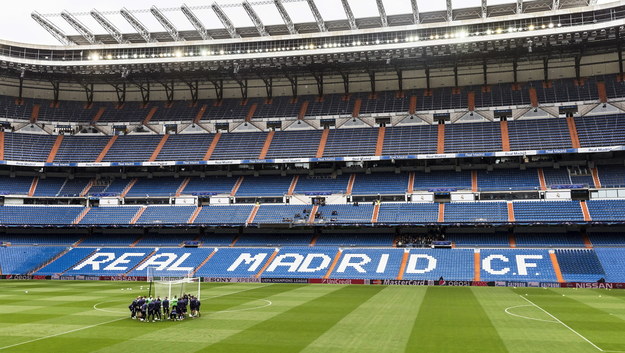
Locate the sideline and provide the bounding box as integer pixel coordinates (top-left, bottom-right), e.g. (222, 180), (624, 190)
(520, 295), (625, 353)
(0, 317), (126, 351)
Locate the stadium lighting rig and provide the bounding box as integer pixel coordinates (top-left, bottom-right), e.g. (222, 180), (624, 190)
(9, 0), (617, 84)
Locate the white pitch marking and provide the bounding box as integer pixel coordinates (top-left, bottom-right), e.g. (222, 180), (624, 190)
(504, 304), (558, 323)
(520, 295), (625, 353)
(0, 317), (126, 351)
(213, 299), (273, 313)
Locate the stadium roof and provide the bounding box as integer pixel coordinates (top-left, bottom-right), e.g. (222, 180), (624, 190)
(35, 0), (596, 46)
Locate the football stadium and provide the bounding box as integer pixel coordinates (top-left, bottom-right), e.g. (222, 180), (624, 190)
(1, 0), (625, 351)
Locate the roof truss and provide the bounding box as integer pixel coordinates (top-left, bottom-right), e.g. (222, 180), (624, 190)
(181, 4), (212, 40)
(242, 0), (269, 37)
(61, 11), (98, 44)
(150, 6), (184, 42)
(90, 9), (127, 44)
(376, 0), (388, 27)
(120, 7), (156, 43)
(306, 0), (327, 32)
(31, 11), (75, 46)
(211, 2), (240, 38)
(273, 0), (297, 35)
(341, 0), (357, 30)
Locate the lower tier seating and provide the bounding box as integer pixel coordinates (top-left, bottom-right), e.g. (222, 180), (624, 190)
(14, 245), (617, 283)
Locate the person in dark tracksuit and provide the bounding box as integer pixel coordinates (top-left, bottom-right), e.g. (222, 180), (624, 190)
(162, 297), (170, 317)
(129, 297), (138, 319)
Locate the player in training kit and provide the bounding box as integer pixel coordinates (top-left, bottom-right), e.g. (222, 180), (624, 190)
(162, 297), (170, 317)
(129, 297), (138, 319)
(147, 299), (156, 322)
(154, 297), (162, 321)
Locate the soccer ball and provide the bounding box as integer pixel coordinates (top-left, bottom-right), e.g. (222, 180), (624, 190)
(24, 291), (28, 294)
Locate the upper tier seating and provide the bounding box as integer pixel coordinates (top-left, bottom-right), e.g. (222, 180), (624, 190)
(477, 169), (540, 191)
(193, 205), (254, 225)
(102, 135), (161, 162)
(210, 131), (268, 160)
(54, 136), (110, 163)
(444, 122), (502, 153)
(377, 203), (439, 223)
(1, 114), (624, 164)
(596, 166), (625, 188)
(155, 134), (215, 161)
(542, 168), (595, 188)
(508, 118), (572, 150)
(351, 173), (409, 195)
(79, 207), (140, 225)
(0, 206), (83, 225)
(265, 130), (322, 159)
(294, 175), (349, 195)
(4, 133), (55, 162)
(252, 205), (310, 224)
(236, 176), (292, 197)
(322, 128), (378, 157)
(314, 233), (394, 247)
(586, 200), (625, 222)
(136, 206), (196, 225)
(444, 202), (508, 223)
(235, 233), (313, 247)
(182, 176), (237, 195)
(513, 201), (584, 222)
(125, 177), (182, 197)
(445, 232), (509, 247)
(514, 233), (585, 247)
(575, 114), (625, 147)
(0, 176), (33, 195)
(382, 125), (438, 155)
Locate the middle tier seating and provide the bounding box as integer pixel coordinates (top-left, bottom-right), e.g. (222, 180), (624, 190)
(0, 113), (623, 164)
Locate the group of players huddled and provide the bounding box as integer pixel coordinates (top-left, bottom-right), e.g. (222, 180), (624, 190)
(129, 294), (201, 322)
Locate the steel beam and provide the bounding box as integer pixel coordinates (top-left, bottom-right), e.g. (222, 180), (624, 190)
(181, 4), (212, 40)
(446, 0), (453, 22)
(90, 9), (127, 44)
(273, 0), (297, 35)
(31, 12), (75, 46)
(411, 0), (420, 24)
(242, 0), (269, 36)
(481, 0), (488, 19)
(151, 6), (184, 41)
(306, 0), (327, 32)
(341, 0), (357, 30)
(376, 0), (388, 27)
(61, 11), (98, 44)
(516, 0), (523, 14)
(120, 7), (156, 43)
(212, 2), (239, 38)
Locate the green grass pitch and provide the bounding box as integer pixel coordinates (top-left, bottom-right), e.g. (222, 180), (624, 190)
(1, 281), (625, 353)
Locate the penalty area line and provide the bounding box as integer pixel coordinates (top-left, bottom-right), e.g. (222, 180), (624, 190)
(519, 295), (625, 353)
(0, 317), (126, 351)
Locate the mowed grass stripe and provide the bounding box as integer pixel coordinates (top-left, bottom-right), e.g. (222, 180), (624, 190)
(300, 286), (428, 353)
(0, 283), (308, 353)
(406, 286), (508, 353)
(85, 284), (344, 353)
(198, 285), (385, 353)
(473, 287), (596, 353)
(518, 288), (625, 352)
